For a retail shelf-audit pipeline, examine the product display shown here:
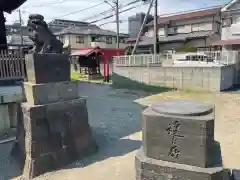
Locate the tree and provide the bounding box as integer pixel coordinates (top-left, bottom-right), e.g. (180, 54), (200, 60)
(178, 44), (197, 52)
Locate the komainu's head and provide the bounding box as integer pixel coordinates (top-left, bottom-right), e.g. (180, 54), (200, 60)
(27, 14), (47, 43)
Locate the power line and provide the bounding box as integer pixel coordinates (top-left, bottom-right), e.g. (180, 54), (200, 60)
(80, 0), (141, 22)
(19, 1), (105, 20)
(99, 19), (128, 27)
(50, 2), (106, 19)
(53, 2), (148, 36)
(9, 0), (146, 32)
(23, 0), (67, 8)
(89, 2), (147, 24)
(15, 0), (143, 24)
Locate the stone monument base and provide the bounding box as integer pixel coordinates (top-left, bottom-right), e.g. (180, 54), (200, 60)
(12, 97), (98, 179)
(136, 148), (225, 180)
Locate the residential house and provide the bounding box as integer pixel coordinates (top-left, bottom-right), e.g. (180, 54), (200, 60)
(128, 6), (222, 54)
(48, 19), (98, 33)
(5, 22), (32, 49)
(212, 0), (240, 51)
(55, 26), (128, 52)
(7, 34), (32, 50)
(6, 22), (28, 36)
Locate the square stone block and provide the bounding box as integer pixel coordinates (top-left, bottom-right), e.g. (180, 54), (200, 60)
(21, 97), (89, 137)
(136, 148), (224, 180)
(23, 81), (79, 105)
(13, 97), (98, 178)
(25, 53), (70, 84)
(20, 97), (97, 156)
(142, 100), (215, 168)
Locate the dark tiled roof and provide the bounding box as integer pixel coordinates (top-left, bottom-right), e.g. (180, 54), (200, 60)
(139, 31), (215, 45)
(55, 26), (128, 37)
(147, 6), (222, 26)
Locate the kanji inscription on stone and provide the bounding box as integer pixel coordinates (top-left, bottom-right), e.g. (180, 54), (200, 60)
(166, 121), (184, 159)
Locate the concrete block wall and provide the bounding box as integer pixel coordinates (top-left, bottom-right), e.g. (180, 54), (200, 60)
(112, 65), (235, 92)
(0, 86), (24, 138)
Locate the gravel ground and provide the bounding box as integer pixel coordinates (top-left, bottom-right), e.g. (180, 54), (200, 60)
(134, 90), (240, 169)
(0, 83), (145, 180)
(0, 83), (239, 180)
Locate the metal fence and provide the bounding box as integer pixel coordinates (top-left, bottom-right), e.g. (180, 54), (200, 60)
(0, 50), (26, 81)
(113, 51), (240, 66)
(113, 54), (164, 66)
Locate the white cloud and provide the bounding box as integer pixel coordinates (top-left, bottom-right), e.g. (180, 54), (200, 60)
(4, 0), (228, 33)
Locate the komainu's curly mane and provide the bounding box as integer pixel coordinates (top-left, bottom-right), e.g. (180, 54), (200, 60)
(27, 14), (63, 54)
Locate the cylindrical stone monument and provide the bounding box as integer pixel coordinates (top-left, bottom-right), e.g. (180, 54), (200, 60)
(136, 100), (225, 180)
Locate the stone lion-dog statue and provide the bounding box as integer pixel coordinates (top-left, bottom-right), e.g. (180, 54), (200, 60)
(27, 14), (63, 54)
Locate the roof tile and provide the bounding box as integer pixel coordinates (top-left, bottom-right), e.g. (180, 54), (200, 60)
(147, 7), (221, 26)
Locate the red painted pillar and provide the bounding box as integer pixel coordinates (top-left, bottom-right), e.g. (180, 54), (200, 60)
(103, 56), (107, 81)
(106, 57), (110, 82)
(104, 56), (110, 82)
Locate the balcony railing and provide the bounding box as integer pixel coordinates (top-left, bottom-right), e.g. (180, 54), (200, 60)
(90, 41), (126, 48)
(113, 51), (240, 67)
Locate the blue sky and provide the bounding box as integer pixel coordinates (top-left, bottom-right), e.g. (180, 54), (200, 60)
(5, 0), (230, 33)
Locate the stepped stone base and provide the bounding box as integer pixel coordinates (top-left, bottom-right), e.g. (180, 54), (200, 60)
(12, 97), (98, 179)
(23, 81), (79, 105)
(136, 148), (225, 180)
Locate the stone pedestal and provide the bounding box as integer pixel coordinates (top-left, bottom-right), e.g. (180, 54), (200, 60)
(12, 53), (98, 179)
(136, 100), (226, 180)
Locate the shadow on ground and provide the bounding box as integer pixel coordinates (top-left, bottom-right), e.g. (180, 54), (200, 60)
(66, 138), (141, 169)
(222, 85), (240, 93)
(0, 142), (22, 180)
(214, 141), (222, 167)
(77, 82), (152, 142)
(0, 82), (148, 179)
(111, 73), (173, 95)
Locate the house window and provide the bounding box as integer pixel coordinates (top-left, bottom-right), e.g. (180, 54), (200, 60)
(216, 22), (221, 34)
(222, 17), (232, 27)
(76, 36), (84, 44)
(58, 36), (65, 43)
(91, 36), (102, 42)
(106, 36), (112, 44)
(173, 27), (178, 33)
(168, 27), (178, 34)
(146, 29), (154, 37)
(119, 37), (125, 43)
(191, 24), (200, 31)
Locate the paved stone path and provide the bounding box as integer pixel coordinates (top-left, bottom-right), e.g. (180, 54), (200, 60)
(0, 83), (145, 180)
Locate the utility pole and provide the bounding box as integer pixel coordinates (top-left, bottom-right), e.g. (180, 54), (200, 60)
(104, 0), (120, 49)
(132, 0), (154, 54)
(115, 0), (120, 49)
(18, 9), (24, 46)
(153, 0), (159, 55)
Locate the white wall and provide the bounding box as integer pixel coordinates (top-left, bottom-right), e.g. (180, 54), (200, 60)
(222, 1), (240, 40)
(59, 34), (126, 50)
(112, 65), (235, 92)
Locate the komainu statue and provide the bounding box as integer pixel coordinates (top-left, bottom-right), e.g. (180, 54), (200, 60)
(27, 14), (63, 53)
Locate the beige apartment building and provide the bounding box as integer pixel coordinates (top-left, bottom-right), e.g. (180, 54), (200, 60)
(212, 0), (240, 51)
(127, 6), (222, 53)
(55, 26), (128, 52)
